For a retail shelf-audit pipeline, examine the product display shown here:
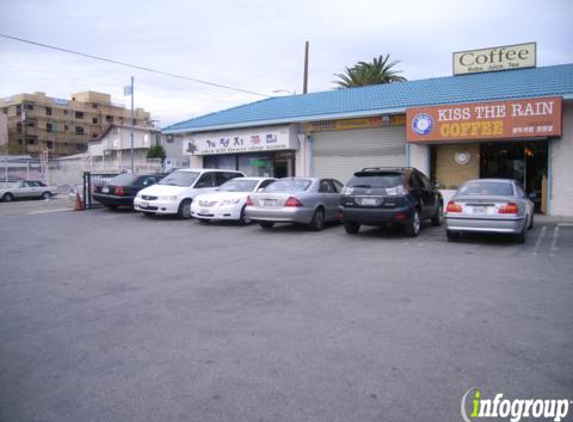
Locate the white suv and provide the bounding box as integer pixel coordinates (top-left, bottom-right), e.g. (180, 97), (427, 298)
(134, 169), (245, 219)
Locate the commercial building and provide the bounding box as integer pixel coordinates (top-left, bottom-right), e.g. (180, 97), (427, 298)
(163, 54), (573, 216)
(1, 91), (154, 158)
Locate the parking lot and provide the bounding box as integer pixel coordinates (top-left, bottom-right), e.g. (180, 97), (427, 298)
(1, 197), (572, 422)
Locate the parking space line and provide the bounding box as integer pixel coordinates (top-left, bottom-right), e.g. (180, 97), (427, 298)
(28, 208), (72, 215)
(550, 227), (559, 256)
(533, 226), (547, 256)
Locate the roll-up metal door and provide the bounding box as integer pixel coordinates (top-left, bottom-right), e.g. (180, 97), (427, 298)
(313, 126), (406, 184)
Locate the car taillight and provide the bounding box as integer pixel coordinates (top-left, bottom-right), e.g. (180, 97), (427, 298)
(499, 202), (518, 214)
(246, 196), (253, 206)
(285, 196), (302, 207)
(114, 186), (125, 195)
(446, 201), (462, 213)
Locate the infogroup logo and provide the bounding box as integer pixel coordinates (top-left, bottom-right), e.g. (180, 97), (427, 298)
(461, 387), (571, 422)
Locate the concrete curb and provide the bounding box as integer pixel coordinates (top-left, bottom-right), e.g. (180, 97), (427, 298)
(536, 215), (573, 224)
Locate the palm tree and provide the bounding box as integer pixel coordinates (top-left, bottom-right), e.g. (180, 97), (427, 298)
(334, 54), (406, 88)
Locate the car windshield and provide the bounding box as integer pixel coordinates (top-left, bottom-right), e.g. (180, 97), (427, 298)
(264, 179), (312, 192)
(158, 171), (200, 187)
(347, 172), (404, 188)
(218, 179), (259, 192)
(458, 181), (514, 196)
(108, 174), (139, 185)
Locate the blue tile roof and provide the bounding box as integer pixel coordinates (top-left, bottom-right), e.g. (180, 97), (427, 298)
(164, 64), (573, 133)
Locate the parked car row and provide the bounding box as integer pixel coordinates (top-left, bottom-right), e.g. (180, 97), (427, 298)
(91, 168), (535, 243)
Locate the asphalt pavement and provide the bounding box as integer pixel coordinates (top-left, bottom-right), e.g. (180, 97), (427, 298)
(1, 198), (572, 422)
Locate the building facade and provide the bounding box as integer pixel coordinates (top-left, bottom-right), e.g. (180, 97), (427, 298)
(1, 91), (154, 158)
(87, 124), (161, 172)
(163, 62), (573, 217)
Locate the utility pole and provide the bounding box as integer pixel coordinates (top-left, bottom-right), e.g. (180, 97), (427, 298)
(303, 41), (309, 94)
(130, 76), (134, 173)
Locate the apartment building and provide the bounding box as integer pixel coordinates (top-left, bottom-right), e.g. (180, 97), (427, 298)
(1, 91), (153, 157)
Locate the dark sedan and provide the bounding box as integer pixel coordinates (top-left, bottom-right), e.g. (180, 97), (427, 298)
(93, 173), (163, 209)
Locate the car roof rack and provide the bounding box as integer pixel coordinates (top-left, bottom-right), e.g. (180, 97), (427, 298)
(360, 167), (414, 172)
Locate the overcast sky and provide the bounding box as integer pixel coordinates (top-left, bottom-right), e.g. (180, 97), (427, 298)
(1, 0), (571, 127)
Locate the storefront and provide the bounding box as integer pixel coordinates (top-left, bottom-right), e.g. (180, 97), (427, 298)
(407, 97), (563, 214)
(181, 125), (299, 178)
(307, 115), (407, 184)
(162, 46), (572, 216)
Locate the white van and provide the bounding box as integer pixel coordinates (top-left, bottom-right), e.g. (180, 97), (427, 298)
(134, 169), (245, 219)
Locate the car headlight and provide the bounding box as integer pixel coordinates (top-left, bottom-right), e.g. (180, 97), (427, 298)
(220, 199), (241, 206)
(161, 195), (179, 201)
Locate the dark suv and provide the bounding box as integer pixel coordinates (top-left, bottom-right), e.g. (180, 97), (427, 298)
(339, 167), (443, 237)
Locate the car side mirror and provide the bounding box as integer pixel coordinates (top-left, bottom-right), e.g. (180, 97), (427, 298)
(257, 188), (265, 192)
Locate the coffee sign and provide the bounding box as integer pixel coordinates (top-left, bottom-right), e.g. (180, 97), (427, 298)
(406, 97), (562, 143)
(453, 43), (536, 75)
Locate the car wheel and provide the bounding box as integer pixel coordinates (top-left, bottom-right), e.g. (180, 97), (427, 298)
(446, 230), (459, 241)
(239, 205), (251, 225)
(41, 191), (52, 200)
(515, 225), (526, 244)
(344, 222), (360, 234)
(528, 213), (534, 230)
(259, 222), (274, 230)
(405, 209), (421, 237)
(2, 193), (14, 202)
(177, 199), (192, 219)
(431, 202), (444, 226)
(309, 207), (325, 231)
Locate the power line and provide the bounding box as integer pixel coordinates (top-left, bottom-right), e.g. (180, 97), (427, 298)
(0, 33), (269, 98)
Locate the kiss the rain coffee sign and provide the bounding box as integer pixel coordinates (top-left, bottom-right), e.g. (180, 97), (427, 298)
(406, 97), (562, 143)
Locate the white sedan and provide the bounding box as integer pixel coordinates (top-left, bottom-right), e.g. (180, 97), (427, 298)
(191, 177), (276, 224)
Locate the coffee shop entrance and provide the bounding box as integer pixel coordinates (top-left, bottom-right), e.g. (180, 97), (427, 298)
(480, 141), (548, 196)
(408, 96), (562, 214)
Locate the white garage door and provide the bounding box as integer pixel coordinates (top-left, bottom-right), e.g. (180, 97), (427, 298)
(313, 126), (407, 184)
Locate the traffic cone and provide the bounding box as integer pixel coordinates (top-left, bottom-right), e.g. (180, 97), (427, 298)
(75, 193), (84, 211)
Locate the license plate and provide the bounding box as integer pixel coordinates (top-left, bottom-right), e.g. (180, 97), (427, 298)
(140, 201), (148, 208)
(102, 187), (109, 193)
(263, 199), (277, 206)
(362, 198), (378, 206)
(472, 206), (486, 214)
(200, 209), (210, 215)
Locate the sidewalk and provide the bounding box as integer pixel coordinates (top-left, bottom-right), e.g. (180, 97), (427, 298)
(536, 214), (573, 225)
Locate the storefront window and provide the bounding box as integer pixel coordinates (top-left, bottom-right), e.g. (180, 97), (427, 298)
(204, 154), (236, 170)
(238, 153), (273, 177)
(202, 152), (291, 177)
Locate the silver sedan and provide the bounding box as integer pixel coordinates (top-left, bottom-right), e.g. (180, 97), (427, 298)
(245, 177), (343, 231)
(444, 178), (534, 243)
